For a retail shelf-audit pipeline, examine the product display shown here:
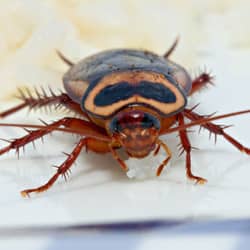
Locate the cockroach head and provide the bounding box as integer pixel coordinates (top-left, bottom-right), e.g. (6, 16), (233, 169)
(108, 109), (160, 158)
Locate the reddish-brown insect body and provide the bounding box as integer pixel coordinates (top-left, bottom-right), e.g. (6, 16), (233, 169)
(109, 109), (160, 158)
(0, 39), (250, 197)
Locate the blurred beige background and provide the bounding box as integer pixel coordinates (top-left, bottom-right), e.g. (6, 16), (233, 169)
(0, 0), (249, 100)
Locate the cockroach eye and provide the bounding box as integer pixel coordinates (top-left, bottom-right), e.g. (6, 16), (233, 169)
(109, 110), (160, 134)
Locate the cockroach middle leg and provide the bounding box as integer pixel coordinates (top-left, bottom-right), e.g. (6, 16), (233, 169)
(184, 109), (250, 155)
(0, 118), (111, 195)
(178, 113), (207, 184)
(0, 118), (74, 157)
(0, 117), (109, 157)
(21, 138), (86, 197)
(155, 139), (172, 176)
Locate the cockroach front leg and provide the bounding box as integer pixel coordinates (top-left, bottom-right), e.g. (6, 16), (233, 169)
(178, 113), (207, 184)
(109, 146), (128, 171)
(155, 139), (172, 176)
(109, 140), (172, 176)
(184, 109), (250, 155)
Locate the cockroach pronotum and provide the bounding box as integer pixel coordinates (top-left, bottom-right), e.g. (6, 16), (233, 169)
(0, 39), (249, 197)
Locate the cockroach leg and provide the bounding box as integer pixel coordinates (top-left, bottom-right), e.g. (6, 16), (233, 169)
(0, 118), (69, 157)
(0, 88), (68, 118)
(83, 138), (112, 154)
(56, 50), (74, 66)
(0, 117), (109, 157)
(189, 72), (214, 96)
(0, 118), (110, 196)
(0, 90), (88, 119)
(153, 143), (161, 156)
(178, 113), (207, 184)
(109, 146), (128, 171)
(155, 139), (172, 176)
(21, 138), (86, 197)
(0, 103), (28, 119)
(163, 36), (179, 58)
(184, 109), (250, 155)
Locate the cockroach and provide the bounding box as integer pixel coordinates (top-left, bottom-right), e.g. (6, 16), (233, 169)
(0, 39), (249, 197)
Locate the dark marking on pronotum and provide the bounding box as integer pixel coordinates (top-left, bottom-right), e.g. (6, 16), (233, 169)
(94, 81), (176, 106)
